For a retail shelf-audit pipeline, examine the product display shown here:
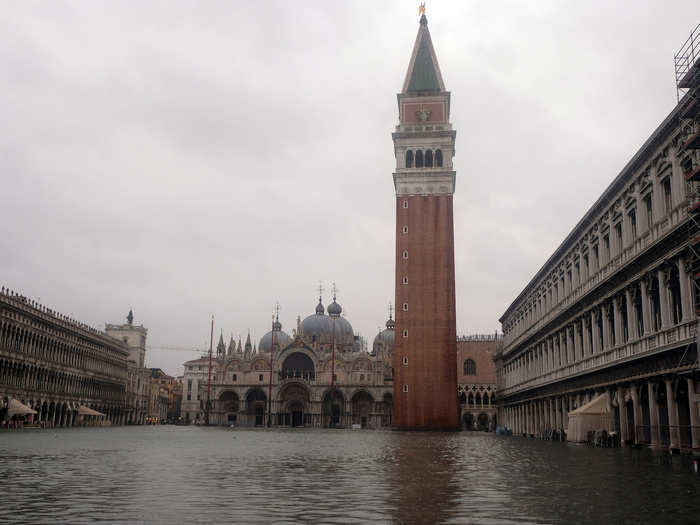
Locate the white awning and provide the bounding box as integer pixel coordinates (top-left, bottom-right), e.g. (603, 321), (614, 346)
(7, 398), (37, 417)
(77, 405), (105, 417)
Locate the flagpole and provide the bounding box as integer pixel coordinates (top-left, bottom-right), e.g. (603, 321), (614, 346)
(205, 315), (214, 426)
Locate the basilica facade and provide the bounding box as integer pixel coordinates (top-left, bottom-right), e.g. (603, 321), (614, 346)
(180, 295), (395, 428)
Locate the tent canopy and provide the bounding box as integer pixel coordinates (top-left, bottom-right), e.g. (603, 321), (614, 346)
(567, 393), (612, 443)
(570, 392), (610, 415)
(7, 398), (37, 417)
(78, 405), (105, 417)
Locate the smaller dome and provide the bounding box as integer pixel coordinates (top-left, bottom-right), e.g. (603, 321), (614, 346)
(259, 329), (291, 353)
(327, 300), (342, 317)
(272, 319), (282, 331)
(373, 315), (395, 356)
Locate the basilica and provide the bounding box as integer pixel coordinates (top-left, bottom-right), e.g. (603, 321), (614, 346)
(180, 294), (395, 428)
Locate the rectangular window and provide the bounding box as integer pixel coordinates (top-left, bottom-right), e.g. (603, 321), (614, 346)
(402, 330), (408, 338)
(403, 356), (408, 365)
(615, 223), (622, 253)
(403, 303), (408, 311)
(583, 255), (589, 280)
(403, 384), (408, 393)
(232, 374), (237, 382)
(402, 276), (408, 284)
(629, 209), (637, 240)
(645, 193), (653, 229)
(593, 245), (599, 270)
(603, 235), (609, 264)
(402, 226), (408, 234)
(663, 178), (672, 214)
(187, 379), (192, 392)
(258, 374), (263, 381)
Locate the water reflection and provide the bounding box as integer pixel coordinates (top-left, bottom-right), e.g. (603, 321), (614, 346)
(1, 427), (699, 524)
(383, 432), (461, 524)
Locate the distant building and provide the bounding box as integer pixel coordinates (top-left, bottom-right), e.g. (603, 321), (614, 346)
(105, 311), (150, 424)
(0, 288), (129, 426)
(181, 295), (394, 428)
(496, 29), (700, 451)
(457, 335), (500, 430)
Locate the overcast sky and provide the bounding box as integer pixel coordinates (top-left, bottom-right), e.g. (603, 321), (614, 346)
(2, 1), (699, 376)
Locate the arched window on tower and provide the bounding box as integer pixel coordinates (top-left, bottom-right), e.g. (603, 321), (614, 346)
(425, 150), (433, 167)
(435, 149), (443, 167)
(463, 359), (476, 376)
(415, 150), (424, 168)
(405, 150), (413, 168)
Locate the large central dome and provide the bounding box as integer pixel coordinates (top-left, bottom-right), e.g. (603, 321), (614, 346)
(299, 297), (354, 347)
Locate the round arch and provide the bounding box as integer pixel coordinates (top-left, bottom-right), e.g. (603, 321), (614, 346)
(219, 390), (240, 425)
(278, 382), (311, 427)
(322, 388), (345, 428)
(245, 388), (267, 426)
(281, 352), (315, 381)
(351, 390), (374, 428)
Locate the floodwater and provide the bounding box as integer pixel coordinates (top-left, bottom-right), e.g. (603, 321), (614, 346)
(1, 427), (699, 524)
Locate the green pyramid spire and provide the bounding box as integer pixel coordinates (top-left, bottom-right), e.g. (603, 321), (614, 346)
(404, 15), (444, 93)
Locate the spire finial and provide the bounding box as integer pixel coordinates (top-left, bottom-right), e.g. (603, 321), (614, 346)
(318, 281), (324, 302)
(331, 282), (338, 302)
(388, 302), (393, 321)
(127, 309), (133, 325)
(275, 302), (280, 322)
(418, 2), (425, 16)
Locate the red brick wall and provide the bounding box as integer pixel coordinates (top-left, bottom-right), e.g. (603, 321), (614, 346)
(393, 194), (459, 430)
(457, 340), (498, 385)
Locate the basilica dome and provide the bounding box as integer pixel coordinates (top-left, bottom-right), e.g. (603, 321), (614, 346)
(259, 319), (291, 353)
(373, 316), (395, 355)
(300, 298), (354, 347)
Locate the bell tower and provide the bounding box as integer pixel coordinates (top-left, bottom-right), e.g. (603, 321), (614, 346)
(392, 11), (459, 430)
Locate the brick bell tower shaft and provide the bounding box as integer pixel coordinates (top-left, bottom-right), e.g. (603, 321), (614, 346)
(392, 13), (459, 430)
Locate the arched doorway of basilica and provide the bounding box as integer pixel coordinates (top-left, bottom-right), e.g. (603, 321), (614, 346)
(278, 383), (310, 427)
(322, 389), (345, 428)
(219, 391), (240, 425)
(351, 391), (374, 428)
(477, 413), (489, 431)
(383, 393), (393, 427)
(246, 389), (267, 426)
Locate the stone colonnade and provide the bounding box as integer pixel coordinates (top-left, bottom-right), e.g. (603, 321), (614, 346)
(501, 375), (700, 451)
(503, 255), (690, 390)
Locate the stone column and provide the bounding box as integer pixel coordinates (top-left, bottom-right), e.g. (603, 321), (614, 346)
(665, 378), (680, 450)
(557, 332), (564, 366)
(686, 378), (700, 451)
(617, 386), (628, 444)
(641, 278), (651, 335)
(625, 288), (637, 340)
(602, 304), (612, 350)
(679, 256), (692, 323)
(647, 382), (659, 447)
(592, 309), (601, 354)
(630, 385), (642, 444)
(573, 322), (581, 362)
(658, 268), (671, 330)
(613, 297), (623, 346)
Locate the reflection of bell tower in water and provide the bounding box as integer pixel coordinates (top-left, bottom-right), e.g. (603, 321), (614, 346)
(392, 12), (459, 430)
